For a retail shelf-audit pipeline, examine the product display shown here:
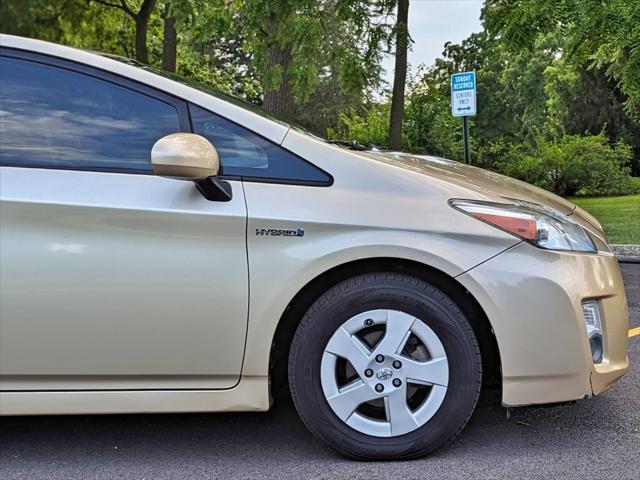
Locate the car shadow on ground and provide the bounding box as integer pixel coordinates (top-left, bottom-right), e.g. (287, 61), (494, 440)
(0, 379), (634, 465)
(1, 349), (637, 480)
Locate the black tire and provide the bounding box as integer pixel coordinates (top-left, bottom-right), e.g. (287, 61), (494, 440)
(288, 272), (482, 460)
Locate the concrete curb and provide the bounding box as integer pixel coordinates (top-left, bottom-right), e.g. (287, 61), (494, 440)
(612, 245), (640, 263)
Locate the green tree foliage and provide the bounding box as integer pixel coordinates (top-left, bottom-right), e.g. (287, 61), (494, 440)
(328, 103), (391, 148)
(497, 134), (638, 197)
(403, 69), (461, 158)
(484, 0), (640, 117)
(544, 61), (640, 174)
(232, 0), (396, 124)
(0, 0), (136, 58)
(328, 68), (462, 157)
(170, 2), (264, 104)
(89, 0), (157, 64)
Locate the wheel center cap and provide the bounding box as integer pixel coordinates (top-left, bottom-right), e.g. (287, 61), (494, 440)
(376, 368), (393, 380)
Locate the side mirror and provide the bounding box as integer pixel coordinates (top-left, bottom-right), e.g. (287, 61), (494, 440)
(151, 133), (219, 180)
(151, 133), (232, 202)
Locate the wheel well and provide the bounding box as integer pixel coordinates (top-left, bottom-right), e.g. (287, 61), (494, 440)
(269, 257), (501, 400)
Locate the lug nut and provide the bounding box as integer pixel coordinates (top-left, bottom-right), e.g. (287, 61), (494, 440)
(375, 354), (385, 363)
(364, 318), (374, 326)
(375, 383), (384, 393)
(392, 360), (402, 369)
(364, 368), (373, 378)
(393, 378), (402, 387)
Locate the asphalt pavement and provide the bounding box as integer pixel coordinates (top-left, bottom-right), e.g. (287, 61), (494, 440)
(1, 264), (639, 479)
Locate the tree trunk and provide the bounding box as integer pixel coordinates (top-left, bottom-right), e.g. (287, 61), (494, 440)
(388, 0), (409, 150)
(162, 4), (177, 72)
(262, 43), (295, 121)
(134, 0), (157, 64)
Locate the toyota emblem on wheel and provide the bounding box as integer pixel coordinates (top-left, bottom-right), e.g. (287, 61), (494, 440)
(376, 368), (393, 380)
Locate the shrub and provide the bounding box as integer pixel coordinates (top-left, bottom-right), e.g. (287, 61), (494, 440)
(327, 104), (391, 148)
(495, 134), (637, 197)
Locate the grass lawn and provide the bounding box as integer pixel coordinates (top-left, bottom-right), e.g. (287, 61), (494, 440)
(570, 195), (640, 244)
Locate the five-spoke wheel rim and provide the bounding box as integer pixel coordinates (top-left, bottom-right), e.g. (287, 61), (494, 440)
(320, 309), (449, 437)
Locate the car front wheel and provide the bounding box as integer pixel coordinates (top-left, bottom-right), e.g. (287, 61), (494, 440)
(288, 272), (482, 459)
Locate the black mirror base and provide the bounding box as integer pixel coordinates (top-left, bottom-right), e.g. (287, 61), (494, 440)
(194, 177), (233, 202)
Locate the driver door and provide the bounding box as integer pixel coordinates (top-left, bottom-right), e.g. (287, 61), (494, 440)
(0, 51), (248, 391)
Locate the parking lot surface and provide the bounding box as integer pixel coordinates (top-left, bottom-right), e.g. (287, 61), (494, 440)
(1, 264), (638, 480)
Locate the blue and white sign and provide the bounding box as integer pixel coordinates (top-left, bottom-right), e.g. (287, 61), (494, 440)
(451, 71), (477, 117)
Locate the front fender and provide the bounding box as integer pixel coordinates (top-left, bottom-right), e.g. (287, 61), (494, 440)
(241, 225), (517, 378)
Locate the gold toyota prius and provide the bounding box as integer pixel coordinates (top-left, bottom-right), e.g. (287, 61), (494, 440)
(0, 35), (630, 460)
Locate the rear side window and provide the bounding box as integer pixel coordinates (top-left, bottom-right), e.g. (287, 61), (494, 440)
(190, 104), (331, 185)
(0, 56), (180, 173)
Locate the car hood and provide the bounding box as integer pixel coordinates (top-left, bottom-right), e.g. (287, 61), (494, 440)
(359, 150), (603, 233)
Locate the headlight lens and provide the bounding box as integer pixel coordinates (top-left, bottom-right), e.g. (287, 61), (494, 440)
(450, 198), (596, 252)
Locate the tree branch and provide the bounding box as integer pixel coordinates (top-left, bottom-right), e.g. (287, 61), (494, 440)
(90, 0), (135, 19)
(119, 0), (136, 18)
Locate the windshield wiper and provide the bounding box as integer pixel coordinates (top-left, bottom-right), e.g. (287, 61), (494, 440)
(326, 139), (373, 151)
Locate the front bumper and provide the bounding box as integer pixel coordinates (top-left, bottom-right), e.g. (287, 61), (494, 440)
(457, 242), (629, 407)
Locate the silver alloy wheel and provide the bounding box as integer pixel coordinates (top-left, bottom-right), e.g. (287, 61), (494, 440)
(320, 309), (449, 437)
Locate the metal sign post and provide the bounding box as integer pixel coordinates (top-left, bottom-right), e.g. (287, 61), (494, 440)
(451, 71), (477, 165)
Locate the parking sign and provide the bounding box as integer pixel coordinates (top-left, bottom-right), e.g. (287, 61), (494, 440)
(451, 71), (476, 117)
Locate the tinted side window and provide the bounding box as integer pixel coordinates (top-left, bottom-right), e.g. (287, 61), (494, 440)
(0, 56), (180, 173)
(190, 104), (331, 184)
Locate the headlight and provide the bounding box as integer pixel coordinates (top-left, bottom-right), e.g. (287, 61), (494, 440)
(450, 198), (596, 252)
